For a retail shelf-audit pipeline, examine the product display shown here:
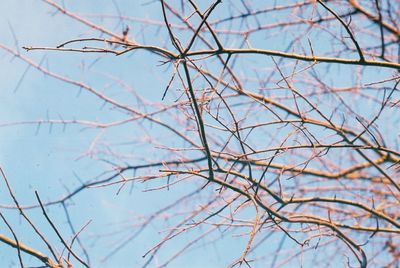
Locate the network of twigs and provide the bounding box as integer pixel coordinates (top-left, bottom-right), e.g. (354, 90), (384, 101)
(1, 0), (399, 267)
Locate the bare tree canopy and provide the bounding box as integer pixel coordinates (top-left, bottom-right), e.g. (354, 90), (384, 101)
(0, 0), (399, 267)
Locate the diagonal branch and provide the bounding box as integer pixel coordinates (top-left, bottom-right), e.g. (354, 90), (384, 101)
(317, 0), (365, 61)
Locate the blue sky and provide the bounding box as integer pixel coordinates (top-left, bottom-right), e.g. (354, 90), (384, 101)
(0, 1), (398, 267)
(0, 1), (172, 267)
(0, 1), (242, 267)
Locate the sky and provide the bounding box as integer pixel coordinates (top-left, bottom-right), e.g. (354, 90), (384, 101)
(0, 1), (242, 267)
(0, 1), (398, 268)
(1, 1), (178, 267)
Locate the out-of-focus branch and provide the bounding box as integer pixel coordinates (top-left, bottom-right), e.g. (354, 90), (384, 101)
(0, 234), (58, 268)
(349, 0), (400, 37)
(2, 0), (399, 266)
(317, 0), (365, 61)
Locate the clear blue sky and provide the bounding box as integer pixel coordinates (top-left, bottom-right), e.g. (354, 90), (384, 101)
(0, 1), (239, 267)
(0, 1), (398, 267)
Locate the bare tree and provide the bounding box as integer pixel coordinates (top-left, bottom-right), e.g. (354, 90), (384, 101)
(1, 0), (399, 267)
